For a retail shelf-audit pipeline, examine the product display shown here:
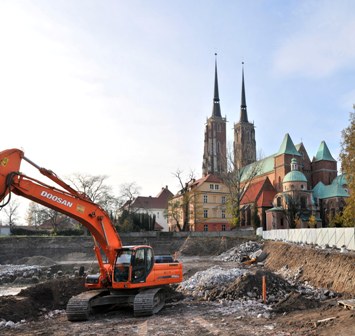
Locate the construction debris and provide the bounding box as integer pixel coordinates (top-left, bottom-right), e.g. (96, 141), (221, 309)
(315, 316), (336, 327)
(215, 241), (263, 262)
(178, 266), (247, 299)
(338, 299), (355, 310)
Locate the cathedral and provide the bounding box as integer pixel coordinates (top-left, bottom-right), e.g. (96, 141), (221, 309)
(202, 57), (349, 230)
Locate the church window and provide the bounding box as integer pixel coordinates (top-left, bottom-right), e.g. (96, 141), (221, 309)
(301, 184), (304, 189)
(300, 197), (307, 209)
(217, 123), (221, 132)
(277, 197), (282, 207)
(247, 207), (251, 226)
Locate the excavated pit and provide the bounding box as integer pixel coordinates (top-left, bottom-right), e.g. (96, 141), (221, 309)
(0, 237), (354, 335)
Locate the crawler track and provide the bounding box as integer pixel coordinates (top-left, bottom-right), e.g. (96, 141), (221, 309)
(66, 290), (109, 321)
(133, 288), (166, 317)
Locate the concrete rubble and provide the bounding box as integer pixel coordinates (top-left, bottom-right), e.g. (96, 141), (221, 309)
(178, 265), (247, 298)
(215, 241), (263, 262)
(0, 257), (85, 286)
(178, 240), (339, 318)
(0, 265), (45, 285)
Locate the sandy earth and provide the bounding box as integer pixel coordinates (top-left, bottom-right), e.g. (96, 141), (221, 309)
(0, 241), (355, 335)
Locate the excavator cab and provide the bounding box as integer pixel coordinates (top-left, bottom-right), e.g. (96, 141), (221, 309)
(114, 248), (132, 282)
(113, 246), (154, 284)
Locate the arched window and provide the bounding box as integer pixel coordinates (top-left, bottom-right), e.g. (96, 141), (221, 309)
(300, 196), (307, 209)
(277, 197), (282, 207)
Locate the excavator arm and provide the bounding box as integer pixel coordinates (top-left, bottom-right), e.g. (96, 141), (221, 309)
(0, 148), (122, 284)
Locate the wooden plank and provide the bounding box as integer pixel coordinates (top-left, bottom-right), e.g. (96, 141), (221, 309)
(338, 299), (355, 310)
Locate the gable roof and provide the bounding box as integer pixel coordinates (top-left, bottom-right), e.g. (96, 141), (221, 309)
(131, 187), (173, 209)
(189, 174), (223, 189)
(241, 178), (276, 207)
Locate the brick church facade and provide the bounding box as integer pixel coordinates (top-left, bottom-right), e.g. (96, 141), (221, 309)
(169, 57), (349, 232)
(201, 57), (349, 230)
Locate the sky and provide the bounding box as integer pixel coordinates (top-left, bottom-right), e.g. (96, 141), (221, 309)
(0, 0), (354, 224)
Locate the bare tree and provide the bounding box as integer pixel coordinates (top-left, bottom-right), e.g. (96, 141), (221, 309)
(26, 201), (42, 227)
(26, 202), (71, 233)
(220, 148), (262, 229)
(168, 169), (196, 231)
(282, 193), (301, 229)
(40, 207), (70, 233)
(118, 182), (141, 212)
(3, 199), (20, 227)
(25, 174), (119, 232)
(116, 182), (143, 231)
(67, 173), (119, 214)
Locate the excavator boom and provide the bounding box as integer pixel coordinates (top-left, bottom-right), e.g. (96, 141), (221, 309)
(0, 148), (121, 271)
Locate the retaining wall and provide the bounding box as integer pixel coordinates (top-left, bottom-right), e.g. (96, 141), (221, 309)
(262, 227), (355, 251)
(0, 230), (255, 264)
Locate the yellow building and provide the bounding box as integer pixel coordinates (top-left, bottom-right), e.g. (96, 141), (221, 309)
(168, 174), (231, 231)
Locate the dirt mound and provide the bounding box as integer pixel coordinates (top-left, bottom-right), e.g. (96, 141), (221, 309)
(263, 241), (355, 295)
(272, 291), (320, 313)
(208, 270), (294, 302)
(15, 256), (57, 266)
(0, 277), (85, 322)
(179, 236), (246, 256)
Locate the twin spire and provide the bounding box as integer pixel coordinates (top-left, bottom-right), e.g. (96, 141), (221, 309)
(211, 55), (249, 123)
(240, 62), (248, 123)
(212, 53), (222, 118)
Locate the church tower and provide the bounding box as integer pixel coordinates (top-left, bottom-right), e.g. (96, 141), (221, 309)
(202, 55), (227, 177)
(233, 64), (256, 169)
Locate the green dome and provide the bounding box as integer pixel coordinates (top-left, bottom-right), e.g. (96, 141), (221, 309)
(283, 170), (307, 183)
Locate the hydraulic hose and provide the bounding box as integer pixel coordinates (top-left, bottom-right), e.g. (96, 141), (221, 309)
(0, 172), (19, 209)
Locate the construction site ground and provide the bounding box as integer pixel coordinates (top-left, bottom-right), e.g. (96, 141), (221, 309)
(0, 239), (354, 336)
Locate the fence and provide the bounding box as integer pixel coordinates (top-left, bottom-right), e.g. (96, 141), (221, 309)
(262, 227), (355, 251)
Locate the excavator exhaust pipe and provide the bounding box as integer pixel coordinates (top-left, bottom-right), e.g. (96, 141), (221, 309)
(0, 148), (24, 201)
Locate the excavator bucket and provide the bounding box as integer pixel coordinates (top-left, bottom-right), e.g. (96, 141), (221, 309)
(0, 148), (24, 201)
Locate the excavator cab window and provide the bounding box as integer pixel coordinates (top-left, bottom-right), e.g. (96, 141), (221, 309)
(114, 249), (132, 282)
(131, 247), (154, 283)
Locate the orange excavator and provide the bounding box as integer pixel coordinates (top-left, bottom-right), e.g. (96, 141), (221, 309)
(0, 148), (183, 321)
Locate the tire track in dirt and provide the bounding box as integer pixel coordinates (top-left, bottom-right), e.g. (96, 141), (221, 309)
(190, 316), (226, 335)
(137, 320), (148, 335)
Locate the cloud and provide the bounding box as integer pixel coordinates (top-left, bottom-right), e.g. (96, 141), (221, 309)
(273, 1), (355, 78)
